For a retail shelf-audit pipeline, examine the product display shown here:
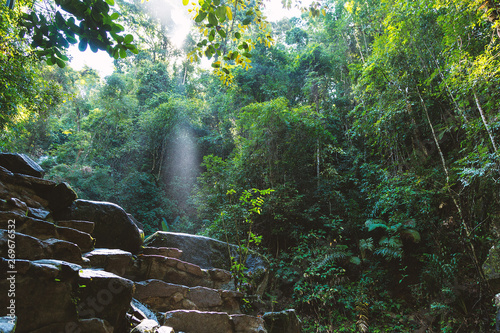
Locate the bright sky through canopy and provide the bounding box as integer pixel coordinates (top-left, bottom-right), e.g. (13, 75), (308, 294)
(69, 0), (304, 77)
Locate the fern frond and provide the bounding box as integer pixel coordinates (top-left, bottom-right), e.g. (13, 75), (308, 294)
(365, 219), (388, 232)
(374, 247), (403, 259)
(359, 238), (374, 251)
(374, 236), (403, 260)
(378, 235), (403, 248)
(355, 300), (369, 333)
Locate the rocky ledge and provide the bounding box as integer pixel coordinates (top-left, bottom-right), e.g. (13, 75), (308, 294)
(0, 153), (302, 333)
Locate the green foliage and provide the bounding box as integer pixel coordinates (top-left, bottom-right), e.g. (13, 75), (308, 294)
(209, 187), (272, 291)
(19, 0), (138, 67)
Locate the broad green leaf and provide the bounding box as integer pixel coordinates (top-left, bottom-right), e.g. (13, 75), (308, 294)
(242, 17), (251, 25)
(105, 0), (114, 5)
(67, 35), (78, 44)
(208, 12), (218, 26)
(195, 11), (207, 23)
(89, 41), (98, 52)
(110, 12), (119, 20)
(124, 34), (133, 44)
(216, 6), (226, 22)
(78, 38), (88, 51)
(217, 29), (226, 38)
(56, 58), (66, 68)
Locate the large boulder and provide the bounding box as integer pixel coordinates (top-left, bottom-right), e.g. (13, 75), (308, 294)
(262, 309), (302, 333)
(144, 231), (267, 272)
(18, 174), (77, 212)
(57, 199), (143, 253)
(0, 167), (49, 210)
(0, 166), (77, 213)
(0, 153), (45, 178)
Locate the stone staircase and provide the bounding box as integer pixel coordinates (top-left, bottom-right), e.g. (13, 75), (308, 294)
(0, 153), (289, 333)
(82, 244), (267, 333)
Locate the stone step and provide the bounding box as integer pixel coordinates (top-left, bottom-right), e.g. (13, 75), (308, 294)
(56, 220), (95, 234)
(141, 246), (183, 259)
(162, 310), (267, 333)
(83, 248), (134, 276)
(0, 211), (94, 252)
(134, 279), (244, 314)
(0, 230), (83, 263)
(83, 249), (235, 290)
(135, 254), (235, 290)
(0, 211), (59, 239)
(56, 225), (94, 252)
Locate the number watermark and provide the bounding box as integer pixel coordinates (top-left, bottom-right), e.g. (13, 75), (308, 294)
(6, 218), (16, 325)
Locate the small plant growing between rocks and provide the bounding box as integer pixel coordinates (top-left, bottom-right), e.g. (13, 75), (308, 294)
(219, 188), (273, 292)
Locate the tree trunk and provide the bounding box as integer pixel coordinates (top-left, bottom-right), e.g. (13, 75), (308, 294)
(417, 87), (487, 285)
(473, 89), (497, 153)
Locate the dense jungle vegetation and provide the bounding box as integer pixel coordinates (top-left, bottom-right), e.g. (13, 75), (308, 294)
(2, 0), (500, 331)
